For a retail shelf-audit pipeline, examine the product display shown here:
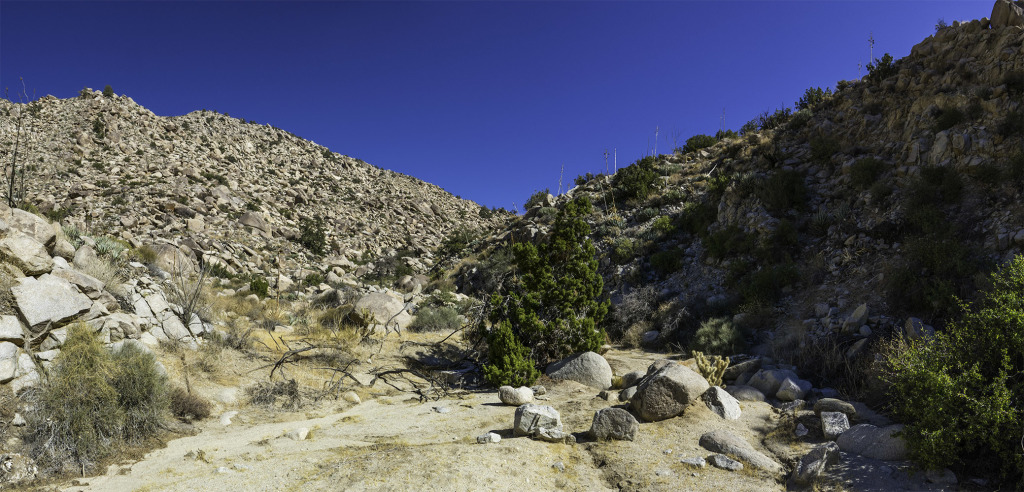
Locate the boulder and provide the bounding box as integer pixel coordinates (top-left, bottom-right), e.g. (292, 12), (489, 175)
(992, 0), (1024, 28)
(238, 211), (270, 232)
(821, 411), (851, 440)
(50, 267), (105, 298)
(776, 377), (813, 401)
(513, 404), (562, 437)
(0, 234), (53, 275)
(0, 342), (18, 383)
(147, 242), (196, 275)
(618, 386), (638, 402)
(620, 370), (645, 388)
(72, 244), (101, 272)
(352, 292), (412, 331)
(746, 368), (798, 396)
(12, 274), (92, 331)
(836, 424), (908, 460)
(533, 427), (575, 444)
(6, 208), (55, 248)
(630, 363), (710, 422)
(680, 457), (706, 469)
(498, 386), (534, 406)
(722, 357), (761, 381)
(726, 384), (766, 402)
(702, 386), (741, 420)
(589, 407), (639, 441)
(545, 351), (613, 390)
(699, 429), (783, 474)
(792, 442), (840, 486)
(0, 316), (23, 346)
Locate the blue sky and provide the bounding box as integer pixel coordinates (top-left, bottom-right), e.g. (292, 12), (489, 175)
(1, 1), (985, 210)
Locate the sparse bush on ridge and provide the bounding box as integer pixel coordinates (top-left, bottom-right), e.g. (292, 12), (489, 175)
(681, 134), (718, 154)
(796, 86), (833, 110)
(614, 156), (660, 201)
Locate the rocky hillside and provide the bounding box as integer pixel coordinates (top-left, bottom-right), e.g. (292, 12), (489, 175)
(0, 90), (506, 283)
(472, 14), (1024, 389)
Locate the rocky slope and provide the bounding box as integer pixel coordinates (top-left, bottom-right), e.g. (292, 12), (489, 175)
(0, 90), (507, 283)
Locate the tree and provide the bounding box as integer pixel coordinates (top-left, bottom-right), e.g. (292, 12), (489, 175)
(483, 197), (609, 386)
(103, 85), (114, 98)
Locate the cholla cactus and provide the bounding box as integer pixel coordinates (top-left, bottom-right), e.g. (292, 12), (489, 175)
(692, 350), (730, 387)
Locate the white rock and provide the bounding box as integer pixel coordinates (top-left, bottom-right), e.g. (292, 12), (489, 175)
(498, 385), (534, 406)
(12, 274), (92, 330)
(285, 427), (309, 441)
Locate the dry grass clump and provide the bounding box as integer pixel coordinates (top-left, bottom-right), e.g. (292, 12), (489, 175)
(0, 267), (18, 315)
(246, 379), (302, 410)
(168, 386), (211, 422)
(77, 256), (127, 297)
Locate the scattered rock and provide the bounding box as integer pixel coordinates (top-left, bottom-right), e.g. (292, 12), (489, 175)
(533, 427), (576, 444)
(925, 468), (957, 486)
(776, 377), (812, 402)
(680, 457), (706, 469)
(545, 351), (613, 390)
(0, 316), (23, 346)
(0, 453), (38, 485)
(530, 384), (547, 396)
(476, 432), (501, 444)
(630, 362), (710, 422)
(702, 386), (741, 420)
(746, 368), (798, 396)
(342, 391), (361, 404)
(792, 442), (840, 486)
(513, 403), (562, 437)
(284, 427), (309, 441)
(699, 429), (783, 474)
(498, 385), (534, 406)
(708, 454), (743, 471)
(589, 407), (639, 441)
(10, 413), (25, 427)
(219, 411), (239, 426)
(813, 398), (856, 417)
(725, 385), (765, 402)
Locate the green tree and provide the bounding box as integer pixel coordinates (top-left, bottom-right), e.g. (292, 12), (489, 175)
(483, 197), (609, 385)
(102, 85), (114, 98)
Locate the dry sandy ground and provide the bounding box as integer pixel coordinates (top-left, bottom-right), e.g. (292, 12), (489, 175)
(21, 338), (955, 492)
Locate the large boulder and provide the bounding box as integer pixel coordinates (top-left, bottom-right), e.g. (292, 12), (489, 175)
(5, 208), (55, 249)
(0, 342), (18, 383)
(545, 351), (613, 390)
(702, 386), (741, 420)
(50, 267), (105, 298)
(992, 0), (1024, 28)
(513, 404), (562, 437)
(837, 424), (908, 460)
(146, 242), (196, 275)
(352, 292), (412, 331)
(11, 274), (92, 331)
(0, 234), (53, 275)
(630, 362), (710, 421)
(589, 407), (639, 441)
(699, 429), (784, 475)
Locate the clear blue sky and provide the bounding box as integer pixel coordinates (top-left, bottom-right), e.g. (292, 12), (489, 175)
(1, 1), (985, 210)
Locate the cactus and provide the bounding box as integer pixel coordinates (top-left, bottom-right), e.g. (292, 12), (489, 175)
(692, 350), (730, 387)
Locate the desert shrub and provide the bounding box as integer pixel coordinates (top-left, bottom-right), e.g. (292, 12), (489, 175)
(1005, 70), (1024, 94)
(246, 379), (302, 409)
(651, 215), (674, 237)
(689, 317), (745, 355)
(610, 237), (637, 264)
(786, 108), (813, 130)
(909, 165), (963, 209)
(1010, 152), (1024, 183)
(869, 182), (893, 206)
(438, 228), (476, 258)
(410, 306), (462, 332)
(972, 162), (1003, 186)
(997, 109), (1024, 137)
(882, 256), (1024, 486)
(483, 197), (608, 383)
(682, 134), (718, 153)
(677, 200), (717, 236)
(757, 169), (807, 213)
(614, 156), (660, 201)
(102, 85), (114, 98)
(110, 343), (169, 441)
(524, 188), (551, 209)
(249, 275), (269, 298)
(704, 225), (755, 259)
(810, 136), (840, 165)
(303, 273), (324, 286)
(736, 262), (799, 304)
(636, 207), (659, 222)
(168, 386), (211, 422)
(297, 215), (327, 255)
(867, 53), (897, 82)
(796, 86), (833, 110)
(94, 236), (128, 259)
(650, 249), (682, 278)
(756, 108), (792, 131)
(933, 106), (965, 132)
(715, 129), (738, 140)
(887, 236), (979, 317)
(608, 286), (657, 342)
(849, 157), (886, 189)
(130, 245), (158, 265)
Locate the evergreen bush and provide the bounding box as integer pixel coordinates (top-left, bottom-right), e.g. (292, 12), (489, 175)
(614, 156), (660, 201)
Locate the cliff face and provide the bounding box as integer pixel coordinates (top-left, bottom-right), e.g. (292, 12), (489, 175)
(0, 90), (508, 280)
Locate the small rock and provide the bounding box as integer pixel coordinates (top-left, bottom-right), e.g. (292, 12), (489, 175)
(795, 423), (809, 437)
(776, 377), (812, 401)
(655, 469), (673, 477)
(725, 384), (765, 402)
(530, 385), (547, 396)
(702, 386), (741, 420)
(821, 411), (851, 440)
(284, 427), (309, 441)
(552, 461), (565, 472)
(618, 386), (638, 402)
(534, 427), (575, 444)
(708, 454), (743, 471)
(342, 391), (361, 404)
(11, 413), (26, 427)
(219, 411), (239, 426)
(680, 457), (706, 469)
(476, 432), (501, 444)
(926, 468), (957, 486)
(813, 398), (856, 417)
(793, 442), (840, 486)
(432, 406), (451, 414)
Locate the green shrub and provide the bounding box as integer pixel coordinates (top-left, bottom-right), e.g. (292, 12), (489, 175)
(704, 225), (755, 259)
(867, 53), (897, 82)
(298, 215), (327, 255)
(92, 117), (106, 139)
(933, 106), (965, 132)
(410, 306), (462, 332)
(737, 262), (799, 304)
(102, 85), (114, 98)
(610, 237), (637, 264)
(850, 157), (887, 189)
(651, 215), (674, 236)
(30, 325), (123, 472)
(110, 343), (168, 441)
(650, 249), (682, 278)
(756, 108), (792, 131)
(796, 86), (833, 110)
(972, 163), (1003, 186)
(250, 276), (269, 298)
(303, 273), (324, 286)
(683, 134), (718, 153)
(636, 207), (659, 223)
(689, 317), (745, 355)
(524, 189), (551, 209)
(883, 256), (1024, 486)
(484, 197), (608, 375)
(810, 136), (840, 165)
(483, 321), (539, 387)
(760, 169), (807, 213)
(614, 156), (660, 201)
